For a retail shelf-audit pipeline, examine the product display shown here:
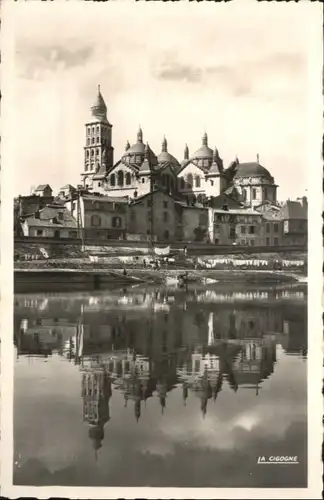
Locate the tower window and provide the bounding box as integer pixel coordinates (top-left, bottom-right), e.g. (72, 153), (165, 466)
(86, 150), (89, 158)
(91, 150), (94, 156)
(85, 164), (88, 172)
(252, 188), (257, 200)
(96, 137), (100, 143)
(125, 172), (131, 185)
(195, 175), (201, 188)
(110, 173), (116, 186)
(86, 138), (90, 146)
(87, 127), (91, 136)
(96, 149), (100, 155)
(97, 126), (100, 134)
(91, 137), (95, 144)
(92, 126), (95, 134)
(117, 170), (124, 186)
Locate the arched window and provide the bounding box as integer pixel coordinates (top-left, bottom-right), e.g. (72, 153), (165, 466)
(87, 127), (91, 136)
(195, 175), (201, 188)
(97, 126), (100, 134)
(91, 137), (95, 144)
(96, 137), (100, 143)
(86, 150), (90, 158)
(117, 170), (124, 186)
(92, 126), (95, 135)
(112, 216), (122, 228)
(91, 215), (101, 227)
(180, 177), (185, 189)
(187, 174), (193, 188)
(86, 138), (90, 146)
(110, 173), (116, 186)
(91, 150), (94, 157)
(96, 149), (100, 155)
(125, 172), (131, 185)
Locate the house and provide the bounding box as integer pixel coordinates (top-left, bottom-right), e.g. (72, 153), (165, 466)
(208, 207), (265, 246)
(175, 202), (209, 242)
(21, 205), (78, 238)
(65, 194), (128, 242)
(57, 184), (77, 199)
(255, 201), (283, 247)
(33, 184), (53, 198)
(280, 198), (308, 246)
(127, 189), (178, 242)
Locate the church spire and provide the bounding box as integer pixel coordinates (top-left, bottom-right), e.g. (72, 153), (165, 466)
(162, 136), (167, 153)
(90, 85), (107, 122)
(202, 131), (208, 146)
(184, 143), (189, 160)
(137, 126), (143, 143)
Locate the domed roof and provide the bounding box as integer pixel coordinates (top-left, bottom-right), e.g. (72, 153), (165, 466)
(192, 133), (213, 159)
(89, 85), (108, 123)
(234, 162), (273, 180)
(121, 127), (157, 166)
(124, 142), (146, 155)
(157, 151), (180, 166)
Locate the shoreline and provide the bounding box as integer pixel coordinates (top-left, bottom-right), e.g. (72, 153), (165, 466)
(14, 267), (307, 294)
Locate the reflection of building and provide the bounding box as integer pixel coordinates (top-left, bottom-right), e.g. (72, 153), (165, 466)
(81, 363), (112, 457)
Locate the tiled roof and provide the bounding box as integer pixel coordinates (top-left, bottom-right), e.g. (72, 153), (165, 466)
(24, 206), (77, 228)
(35, 184), (52, 191)
(281, 200), (307, 220)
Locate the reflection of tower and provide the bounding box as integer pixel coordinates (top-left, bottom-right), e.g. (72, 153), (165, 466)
(81, 367), (112, 458)
(208, 312), (214, 346)
(157, 379), (167, 414)
(197, 368), (212, 418)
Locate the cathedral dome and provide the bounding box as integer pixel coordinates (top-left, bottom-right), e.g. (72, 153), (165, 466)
(234, 162), (273, 181)
(192, 132), (213, 160)
(157, 151), (180, 166)
(121, 127), (157, 166)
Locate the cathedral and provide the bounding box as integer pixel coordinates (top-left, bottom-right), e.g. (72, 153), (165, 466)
(82, 87), (278, 208)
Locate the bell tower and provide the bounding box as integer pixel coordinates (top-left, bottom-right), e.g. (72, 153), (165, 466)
(82, 86), (114, 187)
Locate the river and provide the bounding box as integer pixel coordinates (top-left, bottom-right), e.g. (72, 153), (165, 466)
(13, 283), (307, 488)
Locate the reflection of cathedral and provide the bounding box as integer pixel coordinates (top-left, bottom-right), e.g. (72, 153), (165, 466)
(14, 287), (307, 456)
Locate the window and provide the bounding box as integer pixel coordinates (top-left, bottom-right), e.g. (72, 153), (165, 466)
(91, 137), (95, 144)
(214, 238), (219, 244)
(243, 189), (247, 201)
(187, 174), (193, 188)
(97, 126), (100, 134)
(216, 214), (223, 222)
(91, 215), (101, 227)
(252, 188), (257, 200)
(249, 226), (255, 234)
(85, 164), (88, 172)
(274, 223), (279, 233)
(86, 138), (90, 146)
(142, 178), (145, 183)
(112, 216), (122, 228)
(210, 180), (214, 186)
(69, 231), (77, 238)
(110, 173), (116, 186)
(266, 237), (270, 245)
(274, 237), (279, 246)
(229, 226), (236, 239)
(266, 223), (270, 233)
(163, 201), (168, 209)
(86, 150), (90, 158)
(96, 149), (100, 155)
(125, 172), (131, 185)
(117, 170), (124, 186)
(98, 182), (101, 187)
(163, 211), (168, 222)
(96, 137), (100, 144)
(87, 127), (91, 136)
(195, 175), (201, 188)
(180, 178), (185, 189)
(36, 229), (43, 236)
(241, 225), (246, 234)
(58, 212), (64, 221)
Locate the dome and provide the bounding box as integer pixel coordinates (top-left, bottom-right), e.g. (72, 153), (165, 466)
(89, 85), (108, 123)
(157, 151), (180, 166)
(234, 162), (273, 181)
(192, 145), (213, 159)
(122, 141), (157, 166)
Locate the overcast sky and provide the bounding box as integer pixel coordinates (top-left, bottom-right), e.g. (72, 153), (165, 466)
(5, 0), (321, 200)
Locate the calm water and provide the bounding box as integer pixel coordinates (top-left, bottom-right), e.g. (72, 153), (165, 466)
(14, 283), (307, 488)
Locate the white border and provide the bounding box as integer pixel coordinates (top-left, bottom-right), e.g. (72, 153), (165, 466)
(1, 0), (323, 498)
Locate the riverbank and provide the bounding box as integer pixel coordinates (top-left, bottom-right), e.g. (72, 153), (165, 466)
(14, 266), (306, 293)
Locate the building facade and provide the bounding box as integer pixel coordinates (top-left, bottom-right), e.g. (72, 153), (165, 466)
(21, 205), (78, 238)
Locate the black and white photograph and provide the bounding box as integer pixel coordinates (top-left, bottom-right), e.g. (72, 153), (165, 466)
(1, 0), (322, 498)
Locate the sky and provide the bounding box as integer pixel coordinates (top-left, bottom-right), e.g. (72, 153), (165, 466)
(5, 0), (322, 200)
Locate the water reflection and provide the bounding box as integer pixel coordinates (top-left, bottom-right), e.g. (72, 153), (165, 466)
(14, 285), (307, 486)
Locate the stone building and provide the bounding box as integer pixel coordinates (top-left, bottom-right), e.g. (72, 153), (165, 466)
(280, 198), (308, 246)
(21, 204), (78, 239)
(65, 193), (128, 241)
(80, 87), (279, 208)
(208, 207), (265, 246)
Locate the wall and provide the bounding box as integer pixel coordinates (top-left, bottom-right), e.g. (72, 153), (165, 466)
(23, 224), (77, 239)
(264, 220), (283, 246)
(177, 163), (209, 199)
(178, 206), (209, 242)
(234, 178), (277, 208)
(128, 191), (177, 241)
(208, 209), (265, 246)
